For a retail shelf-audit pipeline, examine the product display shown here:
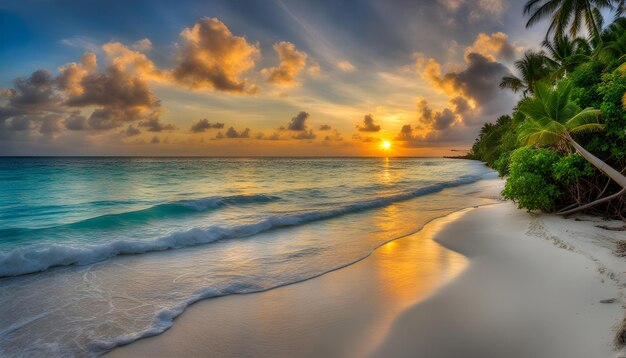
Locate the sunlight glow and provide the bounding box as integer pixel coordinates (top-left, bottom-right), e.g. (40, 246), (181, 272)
(381, 141), (391, 150)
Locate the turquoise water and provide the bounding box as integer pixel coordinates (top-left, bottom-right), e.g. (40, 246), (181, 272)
(0, 157), (496, 356)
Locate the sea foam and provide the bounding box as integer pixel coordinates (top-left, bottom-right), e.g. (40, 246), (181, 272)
(0, 175), (482, 278)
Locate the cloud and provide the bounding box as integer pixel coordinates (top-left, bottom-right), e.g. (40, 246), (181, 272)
(319, 124), (331, 130)
(0, 45), (169, 139)
(357, 114), (381, 132)
(420, 51), (514, 125)
(307, 60), (321, 76)
(60, 36), (100, 53)
(416, 98), (458, 130)
(7, 70), (61, 111)
(216, 126), (250, 139)
(256, 131), (282, 140)
(190, 118), (225, 132)
(0, 70), (64, 138)
(394, 124), (416, 141)
(64, 112), (87, 130)
(57, 51), (164, 130)
(352, 133), (379, 143)
(262, 42), (307, 87)
(285, 111), (310, 131)
(337, 61), (355, 72)
(173, 17), (260, 94)
(438, 0), (504, 20)
(39, 114), (63, 134)
(101, 41), (165, 81)
(138, 118), (175, 132)
(124, 125), (141, 137)
(398, 42), (518, 147)
(132, 38), (152, 53)
(323, 130), (343, 141)
(150, 135), (160, 144)
(464, 32), (518, 62)
(293, 129), (316, 140)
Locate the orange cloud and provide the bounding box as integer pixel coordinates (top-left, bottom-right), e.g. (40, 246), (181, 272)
(262, 41), (308, 87)
(55, 50), (166, 131)
(337, 60), (356, 72)
(464, 32), (518, 61)
(101, 41), (166, 81)
(173, 17), (260, 94)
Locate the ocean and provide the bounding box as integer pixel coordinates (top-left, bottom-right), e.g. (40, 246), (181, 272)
(0, 157), (497, 356)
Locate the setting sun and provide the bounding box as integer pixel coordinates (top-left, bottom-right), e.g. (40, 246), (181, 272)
(382, 141), (392, 150)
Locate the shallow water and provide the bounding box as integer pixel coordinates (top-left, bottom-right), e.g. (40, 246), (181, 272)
(0, 157), (497, 356)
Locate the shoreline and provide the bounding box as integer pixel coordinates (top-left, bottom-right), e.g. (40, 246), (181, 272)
(108, 199), (626, 357)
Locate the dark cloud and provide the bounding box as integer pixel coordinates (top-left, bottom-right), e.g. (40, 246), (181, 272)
(9, 70), (61, 110)
(6, 116), (35, 131)
(450, 96), (471, 115)
(39, 114), (63, 134)
(0, 49), (165, 137)
(216, 126), (250, 139)
(190, 118), (225, 132)
(64, 112), (87, 130)
(286, 111), (309, 131)
(61, 60), (162, 130)
(87, 107), (148, 130)
(352, 133), (378, 142)
(394, 124), (416, 141)
(323, 130), (343, 141)
(419, 47), (518, 145)
(441, 53), (510, 105)
(319, 124), (331, 130)
(256, 132), (282, 140)
(124, 125), (141, 137)
(138, 118), (175, 132)
(150, 135), (160, 144)
(292, 129), (316, 140)
(357, 114), (381, 132)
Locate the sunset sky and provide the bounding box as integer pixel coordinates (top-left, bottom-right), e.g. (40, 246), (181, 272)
(0, 0), (547, 156)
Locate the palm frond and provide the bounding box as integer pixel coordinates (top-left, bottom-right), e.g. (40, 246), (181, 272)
(568, 123), (605, 133)
(564, 107), (601, 129)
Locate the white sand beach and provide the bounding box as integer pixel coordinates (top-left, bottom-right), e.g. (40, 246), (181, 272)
(108, 198), (626, 358)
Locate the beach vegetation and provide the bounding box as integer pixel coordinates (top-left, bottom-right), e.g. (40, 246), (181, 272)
(469, 2), (626, 218)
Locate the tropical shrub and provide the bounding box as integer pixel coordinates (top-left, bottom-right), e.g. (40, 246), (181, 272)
(502, 147), (562, 212)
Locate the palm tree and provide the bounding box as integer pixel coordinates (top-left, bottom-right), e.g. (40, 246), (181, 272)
(524, 0), (612, 40)
(500, 51), (554, 96)
(518, 81), (626, 214)
(592, 17), (626, 63)
(542, 35), (591, 77)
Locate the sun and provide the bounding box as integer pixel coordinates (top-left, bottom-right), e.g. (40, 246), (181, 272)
(381, 141), (391, 150)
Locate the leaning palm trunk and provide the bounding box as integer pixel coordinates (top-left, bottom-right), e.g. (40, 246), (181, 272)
(558, 134), (626, 215)
(517, 81), (625, 216)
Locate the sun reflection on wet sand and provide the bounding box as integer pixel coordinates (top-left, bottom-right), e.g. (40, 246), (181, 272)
(107, 209), (471, 358)
(355, 209), (469, 357)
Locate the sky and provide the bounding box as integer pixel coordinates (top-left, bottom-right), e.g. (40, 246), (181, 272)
(0, 0), (547, 156)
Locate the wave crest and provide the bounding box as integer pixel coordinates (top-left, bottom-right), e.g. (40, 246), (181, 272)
(0, 175), (482, 278)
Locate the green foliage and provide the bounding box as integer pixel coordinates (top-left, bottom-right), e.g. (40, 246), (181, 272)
(470, 13), (626, 216)
(598, 70), (626, 141)
(517, 81), (602, 147)
(502, 147), (562, 212)
(586, 68), (626, 159)
(493, 152), (511, 176)
(569, 62), (604, 108)
(552, 153), (596, 185)
(468, 113), (523, 174)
